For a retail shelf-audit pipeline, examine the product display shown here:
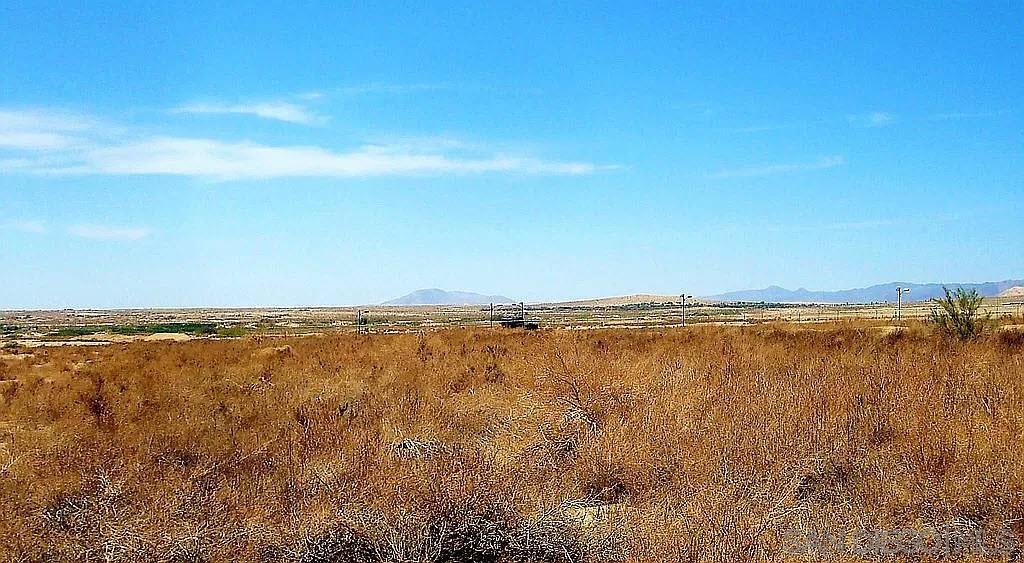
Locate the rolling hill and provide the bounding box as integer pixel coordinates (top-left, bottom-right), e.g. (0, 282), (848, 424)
(1000, 286), (1024, 298)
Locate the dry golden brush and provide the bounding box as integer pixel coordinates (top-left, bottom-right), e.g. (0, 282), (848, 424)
(0, 325), (1022, 561)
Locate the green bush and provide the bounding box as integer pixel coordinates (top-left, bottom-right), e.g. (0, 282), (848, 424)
(930, 286), (989, 340)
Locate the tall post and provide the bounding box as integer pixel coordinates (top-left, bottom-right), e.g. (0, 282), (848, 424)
(356, 309), (361, 334)
(680, 294), (692, 327)
(520, 302), (526, 324)
(489, 303), (494, 329)
(680, 294), (684, 327)
(896, 287), (911, 321)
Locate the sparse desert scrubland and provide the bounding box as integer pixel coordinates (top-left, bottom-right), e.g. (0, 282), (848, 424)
(1, 325), (1023, 562)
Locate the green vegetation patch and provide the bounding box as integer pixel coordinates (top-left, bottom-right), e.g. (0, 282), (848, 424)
(215, 326), (246, 337)
(52, 326), (108, 338)
(110, 323), (219, 336)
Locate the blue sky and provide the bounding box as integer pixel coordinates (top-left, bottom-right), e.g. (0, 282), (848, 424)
(1, 2), (1021, 308)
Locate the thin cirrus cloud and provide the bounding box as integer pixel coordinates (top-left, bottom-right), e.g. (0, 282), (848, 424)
(173, 100), (326, 125)
(2, 219), (149, 241)
(708, 155), (845, 179)
(847, 111), (894, 128)
(6, 220), (47, 233)
(0, 109), (100, 149)
(77, 137), (610, 179)
(67, 224), (151, 241)
(0, 108), (613, 180)
(929, 110), (1011, 121)
(334, 82), (457, 96)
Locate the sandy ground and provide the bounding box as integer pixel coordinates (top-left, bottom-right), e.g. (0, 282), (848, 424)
(541, 294), (684, 307)
(0, 353), (30, 361)
(2, 332), (194, 348)
(142, 333), (193, 342)
(8, 340), (110, 348)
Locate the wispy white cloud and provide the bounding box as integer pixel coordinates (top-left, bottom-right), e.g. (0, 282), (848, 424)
(0, 108), (615, 180)
(730, 123), (797, 134)
(68, 224), (150, 241)
(764, 213), (958, 234)
(361, 134), (483, 154)
(669, 101), (717, 120)
(173, 100), (326, 125)
(765, 218), (903, 233)
(847, 111), (894, 128)
(0, 109), (100, 150)
(72, 137), (611, 179)
(5, 218), (151, 240)
(335, 83), (455, 96)
(0, 131), (77, 150)
(708, 155), (845, 179)
(0, 109), (98, 133)
(6, 220), (47, 233)
(929, 110), (1011, 121)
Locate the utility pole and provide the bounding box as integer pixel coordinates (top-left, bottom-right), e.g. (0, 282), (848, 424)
(356, 309), (361, 334)
(680, 294), (693, 327)
(520, 302), (526, 325)
(489, 303), (494, 328)
(896, 287), (911, 321)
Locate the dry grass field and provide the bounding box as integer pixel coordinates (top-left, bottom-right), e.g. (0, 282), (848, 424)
(1, 324), (1023, 561)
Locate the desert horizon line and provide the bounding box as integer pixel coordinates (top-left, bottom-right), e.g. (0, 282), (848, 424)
(3, 277), (1020, 312)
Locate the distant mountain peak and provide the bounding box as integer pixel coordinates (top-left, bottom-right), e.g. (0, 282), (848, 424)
(710, 279), (1024, 304)
(384, 289), (515, 306)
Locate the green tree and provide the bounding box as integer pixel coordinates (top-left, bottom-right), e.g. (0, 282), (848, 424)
(930, 286), (988, 340)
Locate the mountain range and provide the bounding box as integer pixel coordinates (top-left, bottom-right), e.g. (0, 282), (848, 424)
(384, 279), (1023, 307)
(383, 289), (515, 306)
(709, 279), (1024, 303)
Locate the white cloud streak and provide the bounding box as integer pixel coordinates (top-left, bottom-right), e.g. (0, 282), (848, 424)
(335, 83), (454, 96)
(174, 101), (325, 125)
(6, 220), (47, 233)
(68, 224), (150, 241)
(847, 111), (894, 128)
(72, 137), (608, 179)
(0, 108), (613, 180)
(929, 110), (1010, 121)
(0, 109), (100, 150)
(709, 155), (845, 179)
(730, 123), (798, 134)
